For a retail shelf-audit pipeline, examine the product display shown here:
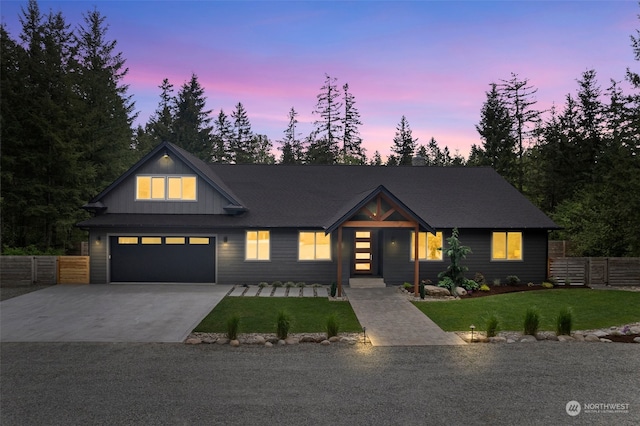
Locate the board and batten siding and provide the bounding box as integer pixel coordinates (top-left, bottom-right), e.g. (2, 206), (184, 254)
(100, 152), (230, 215)
(381, 228), (549, 286)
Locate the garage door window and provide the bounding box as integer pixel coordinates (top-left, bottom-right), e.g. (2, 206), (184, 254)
(189, 237), (210, 245)
(118, 237), (138, 244)
(166, 237), (185, 244)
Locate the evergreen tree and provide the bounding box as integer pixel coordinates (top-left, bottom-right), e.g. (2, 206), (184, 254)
(230, 102), (255, 163)
(211, 109), (232, 163)
(279, 107), (304, 164)
(146, 78), (175, 146)
(499, 73), (541, 190)
(173, 73), (213, 161)
(311, 74), (342, 164)
(474, 83), (518, 184)
(252, 134), (276, 164)
(341, 83), (365, 164)
(370, 150), (383, 166)
(391, 115), (417, 165)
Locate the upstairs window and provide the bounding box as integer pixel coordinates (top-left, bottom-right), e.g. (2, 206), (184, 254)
(492, 231), (522, 260)
(246, 230), (270, 261)
(136, 176), (196, 201)
(410, 231), (443, 261)
(299, 231), (331, 260)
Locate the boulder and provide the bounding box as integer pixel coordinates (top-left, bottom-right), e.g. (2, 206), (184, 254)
(299, 335), (317, 343)
(202, 337), (217, 344)
(489, 336), (507, 343)
(630, 326), (640, 334)
(277, 339), (286, 345)
(185, 337), (201, 345)
(320, 340), (331, 346)
(246, 335), (265, 345)
(455, 287), (467, 296)
(229, 339), (240, 347)
(592, 330), (608, 337)
(600, 338), (613, 343)
(633, 337), (640, 343)
(546, 334), (559, 341)
(507, 339), (516, 344)
(557, 335), (575, 342)
(520, 336), (537, 343)
(584, 334), (601, 342)
(328, 336), (340, 342)
(216, 338), (229, 345)
(264, 342), (273, 348)
(424, 285), (450, 297)
(285, 337), (299, 345)
(572, 333), (584, 341)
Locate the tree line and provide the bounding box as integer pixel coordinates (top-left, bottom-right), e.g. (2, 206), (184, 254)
(1, 0), (639, 257)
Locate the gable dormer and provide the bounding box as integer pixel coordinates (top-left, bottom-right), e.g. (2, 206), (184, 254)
(83, 141), (246, 216)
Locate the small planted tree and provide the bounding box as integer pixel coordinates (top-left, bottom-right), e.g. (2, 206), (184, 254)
(276, 310), (291, 340)
(438, 228), (475, 296)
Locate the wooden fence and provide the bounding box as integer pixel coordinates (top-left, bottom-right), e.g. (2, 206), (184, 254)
(0, 256), (90, 286)
(549, 257), (640, 286)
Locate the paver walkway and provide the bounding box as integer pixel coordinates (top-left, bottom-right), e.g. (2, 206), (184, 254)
(346, 287), (466, 346)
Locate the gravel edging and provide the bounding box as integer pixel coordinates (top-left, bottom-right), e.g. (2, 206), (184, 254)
(185, 332), (365, 346)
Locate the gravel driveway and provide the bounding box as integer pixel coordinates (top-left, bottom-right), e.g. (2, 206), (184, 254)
(1, 342), (638, 425)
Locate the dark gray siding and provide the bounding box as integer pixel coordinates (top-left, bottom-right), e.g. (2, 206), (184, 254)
(89, 231), (108, 283)
(382, 228), (549, 286)
(101, 152), (230, 214)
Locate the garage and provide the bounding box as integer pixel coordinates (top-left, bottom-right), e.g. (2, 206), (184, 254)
(110, 236), (216, 283)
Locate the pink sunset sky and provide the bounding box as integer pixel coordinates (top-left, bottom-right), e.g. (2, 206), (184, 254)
(2, 1), (638, 160)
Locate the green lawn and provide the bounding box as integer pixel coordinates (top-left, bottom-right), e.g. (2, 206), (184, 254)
(194, 297), (362, 334)
(413, 289), (640, 332)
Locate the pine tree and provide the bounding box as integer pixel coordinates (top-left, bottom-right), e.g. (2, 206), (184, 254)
(146, 78), (175, 145)
(279, 107), (304, 164)
(499, 73), (541, 190)
(173, 73), (213, 161)
(311, 74), (342, 164)
(252, 134), (276, 164)
(474, 83), (518, 184)
(391, 115), (417, 165)
(370, 150), (382, 166)
(341, 83), (364, 164)
(230, 102), (255, 163)
(211, 109), (232, 163)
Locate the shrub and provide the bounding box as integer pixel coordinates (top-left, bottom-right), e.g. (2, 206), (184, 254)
(437, 228), (472, 295)
(285, 281), (296, 288)
(523, 308), (540, 336)
(226, 315), (240, 340)
(403, 282), (413, 291)
(493, 278), (501, 287)
(474, 272), (486, 286)
(556, 307), (573, 336)
(479, 284), (491, 292)
(419, 281), (425, 299)
(564, 277), (572, 286)
(486, 315), (499, 338)
(296, 282), (306, 288)
(326, 314), (340, 338)
(258, 282), (269, 288)
(462, 278), (479, 291)
(542, 282), (554, 289)
(272, 280), (283, 287)
(547, 277), (558, 286)
(330, 282), (337, 297)
(276, 310), (291, 339)
(506, 275), (521, 286)
(527, 282), (534, 287)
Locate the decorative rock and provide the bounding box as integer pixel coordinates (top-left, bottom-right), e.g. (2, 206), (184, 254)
(424, 285), (450, 297)
(489, 336), (506, 343)
(520, 336), (537, 343)
(633, 337), (640, 343)
(277, 339), (286, 345)
(328, 336), (340, 343)
(185, 338), (202, 345)
(631, 327), (640, 334)
(507, 339), (516, 343)
(535, 334), (547, 341)
(455, 287), (468, 296)
(299, 336), (317, 343)
(584, 334), (601, 342)
(320, 340), (331, 345)
(264, 342), (273, 348)
(216, 338), (229, 345)
(572, 333), (584, 341)
(341, 338), (357, 345)
(610, 330), (622, 336)
(202, 337), (217, 344)
(600, 338), (613, 343)
(592, 330), (608, 337)
(557, 335), (575, 342)
(229, 339), (240, 347)
(285, 337), (299, 345)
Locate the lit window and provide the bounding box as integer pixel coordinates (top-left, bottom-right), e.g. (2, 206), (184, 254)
(189, 237), (210, 245)
(246, 230), (270, 260)
(165, 237), (185, 244)
(410, 231), (443, 261)
(299, 231), (331, 260)
(136, 175), (196, 201)
(118, 237), (138, 244)
(141, 237), (162, 244)
(492, 232), (522, 260)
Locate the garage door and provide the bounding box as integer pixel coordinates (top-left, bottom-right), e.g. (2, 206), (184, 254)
(110, 236), (216, 283)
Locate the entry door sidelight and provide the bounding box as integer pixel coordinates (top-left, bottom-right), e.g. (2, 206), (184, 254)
(353, 230), (373, 274)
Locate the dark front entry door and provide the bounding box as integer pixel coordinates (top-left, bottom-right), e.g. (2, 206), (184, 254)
(353, 230), (378, 275)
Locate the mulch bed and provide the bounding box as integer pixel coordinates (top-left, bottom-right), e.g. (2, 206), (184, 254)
(460, 285), (590, 298)
(600, 334), (640, 343)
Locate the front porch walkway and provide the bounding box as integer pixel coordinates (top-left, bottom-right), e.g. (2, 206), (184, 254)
(346, 287), (466, 346)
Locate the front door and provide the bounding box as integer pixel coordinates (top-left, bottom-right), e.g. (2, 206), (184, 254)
(353, 230), (374, 275)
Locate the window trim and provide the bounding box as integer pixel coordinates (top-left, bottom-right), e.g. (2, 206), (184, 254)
(491, 231), (523, 261)
(298, 231), (332, 261)
(410, 231), (444, 261)
(245, 230), (271, 261)
(135, 175), (197, 201)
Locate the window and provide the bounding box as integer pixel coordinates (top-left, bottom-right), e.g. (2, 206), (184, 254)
(118, 237), (138, 244)
(246, 231), (270, 260)
(165, 237), (186, 245)
(189, 237), (210, 245)
(299, 231), (331, 260)
(492, 231), (522, 260)
(136, 176), (196, 201)
(141, 237), (162, 244)
(410, 231), (443, 261)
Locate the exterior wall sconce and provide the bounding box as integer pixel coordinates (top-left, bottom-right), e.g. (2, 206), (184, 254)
(96, 236), (101, 245)
(391, 237), (396, 245)
(162, 150), (170, 159)
(223, 236), (228, 244)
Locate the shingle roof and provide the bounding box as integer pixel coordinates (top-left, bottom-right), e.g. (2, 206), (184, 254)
(78, 143), (558, 230)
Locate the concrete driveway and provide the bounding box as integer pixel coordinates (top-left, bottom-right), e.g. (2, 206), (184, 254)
(0, 284), (231, 343)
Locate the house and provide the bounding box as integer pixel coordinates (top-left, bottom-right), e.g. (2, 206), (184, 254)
(78, 141), (559, 295)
